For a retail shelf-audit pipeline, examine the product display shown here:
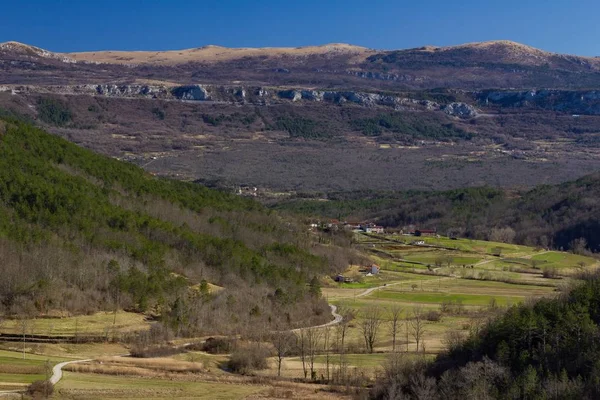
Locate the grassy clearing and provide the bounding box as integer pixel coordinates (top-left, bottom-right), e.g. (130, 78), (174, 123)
(0, 311), (149, 336)
(0, 349), (68, 362)
(0, 342), (129, 359)
(0, 373), (45, 384)
(371, 290), (522, 307)
(401, 251), (481, 265)
(0, 349), (68, 387)
(531, 251), (596, 269)
(395, 277), (557, 297)
(54, 372), (262, 400)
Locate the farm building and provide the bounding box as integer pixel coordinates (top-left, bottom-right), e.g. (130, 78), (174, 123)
(413, 229), (437, 237)
(361, 222), (384, 234)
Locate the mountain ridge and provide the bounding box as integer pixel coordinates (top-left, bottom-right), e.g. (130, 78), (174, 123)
(1, 39), (596, 65)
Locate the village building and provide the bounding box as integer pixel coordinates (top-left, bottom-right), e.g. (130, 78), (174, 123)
(360, 222), (385, 234)
(412, 228), (437, 237)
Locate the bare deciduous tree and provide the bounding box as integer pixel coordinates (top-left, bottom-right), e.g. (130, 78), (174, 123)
(443, 330), (464, 353)
(389, 305), (403, 352)
(296, 329), (308, 379)
(270, 330), (295, 377)
(570, 237), (588, 255)
(409, 306), (426, 352)
(489, 227), (516, 244)
(334, 306), (354, 382)
(360, 306), (383, 353)
(323, 326), (331, 381)
(305, 328), (323, 380)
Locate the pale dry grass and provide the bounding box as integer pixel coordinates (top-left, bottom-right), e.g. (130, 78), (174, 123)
(0, 365), (44, 374)
(63, 363), (162, 377)
(94, 356), (206, 372)
(66, 43), (372, 65)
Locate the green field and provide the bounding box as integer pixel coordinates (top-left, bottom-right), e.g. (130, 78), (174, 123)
(325, 233), (580, 355)
(0, 350), (69, 388)
(371, 290), (522, 307)
(400, 251), (481, 266)
(531, 251), (595, 269)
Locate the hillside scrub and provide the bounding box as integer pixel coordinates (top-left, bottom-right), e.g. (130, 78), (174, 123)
(351, 112), (473, 141)
(0, 118), (355, 336)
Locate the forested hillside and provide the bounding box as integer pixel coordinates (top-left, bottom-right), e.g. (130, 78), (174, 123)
(0, 117), (358, 336)
(275, 177), (600, 252)
(372, 271), (600, 399)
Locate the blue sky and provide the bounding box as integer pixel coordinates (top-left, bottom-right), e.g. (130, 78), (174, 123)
(2, 0), (599, 56)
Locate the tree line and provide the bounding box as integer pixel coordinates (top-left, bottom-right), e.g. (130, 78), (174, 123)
(274, 178), (600, 252)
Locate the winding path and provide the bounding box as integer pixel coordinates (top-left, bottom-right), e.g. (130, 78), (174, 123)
(49, 359), (92, 385)
(7, 304), (344, 392)
(1, 294), (352, 395)
(0, 358), (93, 397)
(290, 304), (342, 333)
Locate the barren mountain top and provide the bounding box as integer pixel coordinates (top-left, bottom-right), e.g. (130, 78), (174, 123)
(64, 42), (372, 65)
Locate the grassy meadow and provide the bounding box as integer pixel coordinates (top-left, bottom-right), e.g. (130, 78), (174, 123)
(0, 349), (69, 390)
(318, 232), (596, 358)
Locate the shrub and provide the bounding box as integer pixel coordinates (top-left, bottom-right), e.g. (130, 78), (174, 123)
(37, 98), (72, 126)
(275, 116), (331, 139)
(543, 267), (559, 279)
(152, 108), (165, 120)
(27, 380), (53, 398)
(200, 337), (236, 354)
(425, 310), (442, 322)
(130, 345), (183, 358)
(226, 346), (270, 374)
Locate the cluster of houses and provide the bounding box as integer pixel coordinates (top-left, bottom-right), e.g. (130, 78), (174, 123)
(334, 264), (380, 283)
(309, 220), (444, 240)
(236, 185), (258, 197)
(309, 219), (385, 233)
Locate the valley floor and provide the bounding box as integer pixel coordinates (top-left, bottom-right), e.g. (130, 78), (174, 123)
(0, 233), (596, 399)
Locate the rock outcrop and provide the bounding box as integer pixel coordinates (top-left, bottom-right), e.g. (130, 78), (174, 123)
(171, 85), (211, 101)
(96, 84), (166, 97)
(9, 82), (600, 117)
(480, 90), (600, 115)
(443, 102), (478, 118)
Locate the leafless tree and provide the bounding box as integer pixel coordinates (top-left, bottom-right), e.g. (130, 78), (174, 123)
(270, 330), (296, 377)
(489, 227), (516, 244)
(305, 328), (323, 380)
(323, 326), (331, 381)
(296, 329), (308, 379)
(443, 330), (465, 353)
(570, 237), (588, 255)
(389, 305), (403, 352)
(360, 306), (383, 353)
(334, 306), (354, 382)
(410, 369), (437, 400)
(409, 306), (426, 352)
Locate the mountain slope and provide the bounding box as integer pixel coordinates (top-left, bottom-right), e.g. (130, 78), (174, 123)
(0, 116), (354, 335)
